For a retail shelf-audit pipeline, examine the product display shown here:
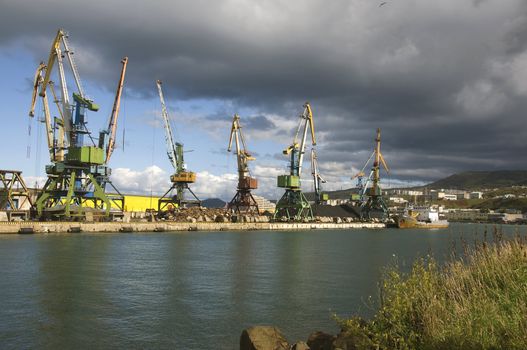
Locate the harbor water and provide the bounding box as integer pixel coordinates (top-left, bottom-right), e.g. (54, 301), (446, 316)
(0, 223), (524, 349)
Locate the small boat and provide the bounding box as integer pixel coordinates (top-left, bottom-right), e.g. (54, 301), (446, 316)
(395, 206), (449, 229)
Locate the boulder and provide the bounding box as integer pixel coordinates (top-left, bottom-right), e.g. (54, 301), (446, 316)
(259, 216), (270, 223)
(306, 331), (336, 350)
(215, 215), (228, 223)
(240, 326), (289, 350)
(291, 341), (310, 350)
(333, 326), (372, 350)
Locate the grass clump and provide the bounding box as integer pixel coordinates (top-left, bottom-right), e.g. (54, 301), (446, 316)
(337, 239), (527, 349)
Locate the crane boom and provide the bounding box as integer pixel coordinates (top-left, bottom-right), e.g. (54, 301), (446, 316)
(294, 102), (316, 177)
(40, 29), (63, 98)
(29, 63), (55, 162)
(228, 114), (255, 176)
(61, 34), (85, 98)
(283, 102), (317, 178)
(156, 80), (178, 171)
(29, 62), (46, 117)
(105, 57), (128, 163)
(311, 148), (326, 203)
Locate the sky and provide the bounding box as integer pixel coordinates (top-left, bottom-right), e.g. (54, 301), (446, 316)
(1, 0), (526, 201)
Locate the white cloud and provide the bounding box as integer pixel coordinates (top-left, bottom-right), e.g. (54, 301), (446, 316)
(192, 170), (237, 199)
(24, 176), (47, 189)
(111, 165), (170, 195)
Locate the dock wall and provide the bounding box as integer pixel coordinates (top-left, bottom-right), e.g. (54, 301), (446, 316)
(0, 221), (385, 234)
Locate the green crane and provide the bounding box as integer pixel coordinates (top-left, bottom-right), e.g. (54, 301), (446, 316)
(274, 102), (317, 221)
(29, 29), (127, 220)
(360, 128), (390, 220)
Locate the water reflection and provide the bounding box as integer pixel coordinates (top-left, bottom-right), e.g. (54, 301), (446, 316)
(0, 224), (525, 349)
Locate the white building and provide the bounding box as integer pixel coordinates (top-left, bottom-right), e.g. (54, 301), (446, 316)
(470, 192), (483, 199)
(253, 195), (276, 214)
(389, 197), (408, 204)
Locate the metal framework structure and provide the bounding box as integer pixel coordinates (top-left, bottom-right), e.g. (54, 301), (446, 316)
(311, 148), (327, 204)
(274, 102), (317, 221)
(156, 80), (200, 212)
(227, 114), (259, 214)
(0, 170), (33, 220)
(359, 128), (389, 220)
(29, 29), (127, 220)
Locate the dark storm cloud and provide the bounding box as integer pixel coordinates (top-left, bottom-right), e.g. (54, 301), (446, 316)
(243, 115), (275, 131)
(2, 0), (527, 183)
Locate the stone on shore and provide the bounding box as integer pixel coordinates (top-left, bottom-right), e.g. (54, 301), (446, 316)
(240, 326), (289, 350)
(333, 326), (372, 350)
(291, 341), (310, 349)
(306, 331), (336, 350)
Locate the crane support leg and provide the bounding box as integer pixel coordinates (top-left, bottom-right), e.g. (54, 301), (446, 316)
(273, 189), (313, 221)
(228, 189), (259, 215)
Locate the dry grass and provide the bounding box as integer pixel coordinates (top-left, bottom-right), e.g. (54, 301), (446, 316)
(337, 233), (527, 349)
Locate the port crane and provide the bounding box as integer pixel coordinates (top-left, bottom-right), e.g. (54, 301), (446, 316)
(358, 128), (389, 220)
(351, 151), (375, 204)
(227, 114), (259, 214)
(310, 148), (327, 204)
(156, 80), (200, 212)
(29, 29), (127, 220)
(274, 102), (317, 221)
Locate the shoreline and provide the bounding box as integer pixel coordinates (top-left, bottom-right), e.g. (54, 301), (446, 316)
(0, 221), (386, 234)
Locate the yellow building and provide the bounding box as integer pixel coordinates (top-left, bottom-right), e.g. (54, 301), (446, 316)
(123, 195), (161, 212)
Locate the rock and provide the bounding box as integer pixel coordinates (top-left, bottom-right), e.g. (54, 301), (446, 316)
(259, 216), (270, 223)
(307, 331), (336, 350)
(291, 341), (310, 350)
(240, 326), (289, 350)
(333, 326), (372, 350)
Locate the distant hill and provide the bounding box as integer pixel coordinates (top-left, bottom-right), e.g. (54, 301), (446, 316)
(201, 198), (227, 208)
(425, 171), (527, 190)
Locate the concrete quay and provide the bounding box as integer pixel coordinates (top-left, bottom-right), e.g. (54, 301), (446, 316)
(0, 221), (385, 234)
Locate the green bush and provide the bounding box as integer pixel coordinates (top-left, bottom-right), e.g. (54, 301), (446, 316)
(337, 239), (527, 349)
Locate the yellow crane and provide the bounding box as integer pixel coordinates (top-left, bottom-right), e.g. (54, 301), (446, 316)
(227, 114), (259, 214)
(156, 80), (200, 212)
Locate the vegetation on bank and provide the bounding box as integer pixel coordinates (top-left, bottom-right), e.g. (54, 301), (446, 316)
(336, 234), (527, 349)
